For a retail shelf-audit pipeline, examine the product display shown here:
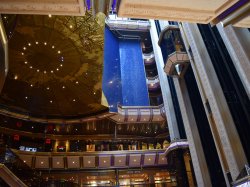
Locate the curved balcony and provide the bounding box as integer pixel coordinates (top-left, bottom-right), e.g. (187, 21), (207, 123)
(109, 104), (166, 123)
(106, 18), (150, 31)
(158, 25), (190, 78)
(143, 52), (155, 65)
(13, 149), (168, 170)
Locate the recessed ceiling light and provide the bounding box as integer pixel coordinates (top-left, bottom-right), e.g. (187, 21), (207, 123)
(44, 42), (47, 45)
(75, 128), (77, 131)
(48, 14), (52, 18)
(60, 64), (63, 67)
(35, 41), (38, 44)
(29, 66), (33, 69)
(88, 161), (91, 164)
(32, 126), (34, 129)
(25, 96), (28, 99)
(21, 53), (24, 55)
(62, 86), (65, 89)
(75, 81), (79, 84)
(58, 51), (61, 54)
(47, 87), (50, 90)
(30, 84), (33, 87)
(52, 45), (55, 49)
(28, 43), (31, 46)
(93, 92), (96, 95)
(57, 162), (60, 165)
(44, 71), (47, 74)
(109, 81), (113, 84)
(14, 75), (18, 80)
(70, 25), (73, 28)
(133, 159), (136, 162)
(72, 161), (75, 164)
(23, 160), (26, 163)
(50, 100), (53, 103)
(56, 68), (59, 71)
(37, 69), (40, 72)
(41, 162), (44, 164)
(23, 47), (26, 50)
(51, 70), (53, 73)
(24, 61), (27, 64)
(73, 99), (76, 102)
(103, 160), (106, 163)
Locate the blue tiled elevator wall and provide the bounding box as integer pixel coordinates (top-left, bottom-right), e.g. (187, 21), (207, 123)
(103, 28), (149, 112)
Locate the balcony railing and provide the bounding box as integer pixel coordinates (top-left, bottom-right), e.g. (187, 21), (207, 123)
(13, 149), (168, 170)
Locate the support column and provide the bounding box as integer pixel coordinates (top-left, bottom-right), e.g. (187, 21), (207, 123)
(216, 24), (250, 97)
(182, 23), (247, 182)
(149, 19), (180, 140)
(173, 78), (212, 187)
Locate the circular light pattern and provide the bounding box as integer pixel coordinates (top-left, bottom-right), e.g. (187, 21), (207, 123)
(22, 41), (63, 75)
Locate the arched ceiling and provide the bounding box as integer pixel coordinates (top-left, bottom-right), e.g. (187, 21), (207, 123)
(0, 13), (108, 120)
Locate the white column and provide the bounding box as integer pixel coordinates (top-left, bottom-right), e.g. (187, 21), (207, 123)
(216, 24), (250, 98)
(149, 20), (180, 140)
(182, 23), (247, 182)
(174, 78), (212, 187)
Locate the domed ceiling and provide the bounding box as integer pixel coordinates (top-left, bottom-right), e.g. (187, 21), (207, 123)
(0, 13), (108, 120)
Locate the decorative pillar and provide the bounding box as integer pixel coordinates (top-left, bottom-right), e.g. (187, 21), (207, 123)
(149, 19), (180, 140)
(182, 22), (247, 182)
(173, 77), (212, 187)
(216, 24), (250, 98)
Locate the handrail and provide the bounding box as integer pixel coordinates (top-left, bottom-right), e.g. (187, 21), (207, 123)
(0, 164), (27, 187)
(117, 104), (164, 110)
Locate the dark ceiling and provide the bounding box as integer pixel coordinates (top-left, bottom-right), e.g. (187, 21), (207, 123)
(0, 13), (108, 119)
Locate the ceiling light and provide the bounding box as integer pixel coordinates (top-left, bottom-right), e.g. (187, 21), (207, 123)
(75, 128), (77, 131)
(73, 99), (76, 102)
(25, 96), (28, 99)
(30, 84), (33, 87)
(133, 159), (136, 162)
(62, 86), (65, 89)
(44, 42), (47, 45)
(60, 64), (63, 67)
(21, 53), (24, 55)
(57, 162), (60, 165)
(37, 69), (40, 72)
(118, 160), (121, 163)
(41, 162), (44, 164)
(47, 87), (50, 90)
(88, 161), (91, 164)
(44, 71), (47, 74)
(103, 160), (106, 163)
(32, 126), (34, 129)
(93, 92), (96, 95)
(148, 158), (151, 161)
(23, 47), (26, 50)
(14, 75), (18, 80)
(109, 81), (113, 84)
(50, 100), (53, 103)
(51, 70), (53, 73)
(72, 161), (75, 164)
(30, 66), (33, 69)
(75, 81), (79, 84)
(70, 25), (73, 28)
(48, 14), (52, 18)
(57, 51), (61, 54)
(24, 61), (27, 64)
(28, 43), (31, 46)
(56, 68), (59, 71)
(23, 160), (26, 163)
(35, 41), (38, 44)
(52, 45), (55, 49)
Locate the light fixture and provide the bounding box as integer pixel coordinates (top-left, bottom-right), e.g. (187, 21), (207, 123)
(30, 66), (33, 69)
(148, 158), (151, 161)
(14, 75), (18, 80)
(21, 53), (24, 55)
(88, 161), (91, 164)
(28, 43), (31, 46)
(25, 96), (28, 99)
(52, 45), (55, 49)
(35, 41), (38, 44)
(47, 87), (50, 90)
(37, 69), (40, 72)
(109, 81), (113, 84)
(93, 92), (96, 95)
(41, 162), (44, 164)
(24, 61), (27, 64)
(44, 71), (47, 74)
(30, 84), (33, 87)
(23, 160), (26, 163)
(133, 159), (136, 162)
(118, 160), (121, 163)
(62, 86), (65, 89)
(75, 81), (79, 84)
(51, 70), (53, 73)
(57, 162), (60, 165)
(75, 128), (78, 131)
(69, 25), (73, 28)
(56, 68), (59, 71)
(103, 160), (106, 163)
(50, 100), (53, 103)
(48, 14), (52, 18)
(32, 126), (34, 129)
(23, 47), (26, 50)
(57, 50), (61, 54)
(72, 161), (75, 164)
(44, 42), (47, 45)
(60, 64), (63, 67)
(73, 99), (76, 102)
